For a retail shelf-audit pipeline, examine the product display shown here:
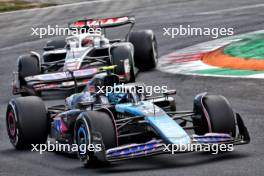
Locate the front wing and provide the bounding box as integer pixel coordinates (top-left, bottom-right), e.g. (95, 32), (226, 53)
(13, 67), (129, 94)
(90, 114), (250, 162)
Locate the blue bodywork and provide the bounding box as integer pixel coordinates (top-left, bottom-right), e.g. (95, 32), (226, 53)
(61, 86), (249, 162)
(66, 90), (191, 145)
(115, 101), (191, 145)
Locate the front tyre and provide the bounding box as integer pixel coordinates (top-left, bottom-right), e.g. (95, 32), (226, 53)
(74, 111), (117, 166)
(18, 55), (41, 96)
(192, 93), (236, 137)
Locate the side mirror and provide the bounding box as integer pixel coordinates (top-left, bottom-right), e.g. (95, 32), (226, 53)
(43, 46), (55, 51)
(163, 89), (177, 96)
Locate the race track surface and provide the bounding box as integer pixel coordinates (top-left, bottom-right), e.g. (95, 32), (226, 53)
(0, 0), (264, 175)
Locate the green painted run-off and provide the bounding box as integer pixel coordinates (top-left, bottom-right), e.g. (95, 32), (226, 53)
(224, 34), (264, 60)
(192, 68), (264, 76)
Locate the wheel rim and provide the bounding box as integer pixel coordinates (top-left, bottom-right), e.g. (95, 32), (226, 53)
(77, 124), (89, 158)
(7, 111), (16, 137)
(77, 126), (87, 145)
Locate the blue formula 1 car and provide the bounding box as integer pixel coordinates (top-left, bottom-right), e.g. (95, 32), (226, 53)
(6, 72), (250, 166)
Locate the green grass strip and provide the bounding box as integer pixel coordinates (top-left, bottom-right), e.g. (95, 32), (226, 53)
(0, 0), (55, 13)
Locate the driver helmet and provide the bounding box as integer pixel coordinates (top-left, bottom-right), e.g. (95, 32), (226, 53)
(66, 91), (94, 109)
(81, 37), (94, 47)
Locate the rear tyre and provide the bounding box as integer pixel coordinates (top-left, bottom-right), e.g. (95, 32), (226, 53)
(74, 111), (117, 166)
(6, 96), (48, 149)
(193, 94), (236, 137)
(43, 39), (66, 63)
(111, 43), (135, 82)
(45, 39), (66, 49)
(129, 30), (158, 71)
(18, 55), (41, 96)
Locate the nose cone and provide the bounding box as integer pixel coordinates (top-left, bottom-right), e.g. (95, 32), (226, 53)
(145, 115), (191, 145)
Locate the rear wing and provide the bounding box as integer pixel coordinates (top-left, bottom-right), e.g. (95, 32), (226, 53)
(68, 16), (135, 29)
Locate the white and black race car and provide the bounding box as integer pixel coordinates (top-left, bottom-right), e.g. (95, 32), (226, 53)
(13, 16), (158, 96)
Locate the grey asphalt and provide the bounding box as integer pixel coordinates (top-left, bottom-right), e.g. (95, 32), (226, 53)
(0, 0), (264, 175)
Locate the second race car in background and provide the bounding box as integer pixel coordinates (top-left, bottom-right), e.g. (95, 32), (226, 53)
(12, 16), (158, 96)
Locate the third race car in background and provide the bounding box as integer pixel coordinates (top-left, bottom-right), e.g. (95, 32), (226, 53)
(12, 16), (158, 96)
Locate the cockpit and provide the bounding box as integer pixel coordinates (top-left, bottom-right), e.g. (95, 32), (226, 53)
(65, 73), (146, 109)
(65, 33), (109, 50)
